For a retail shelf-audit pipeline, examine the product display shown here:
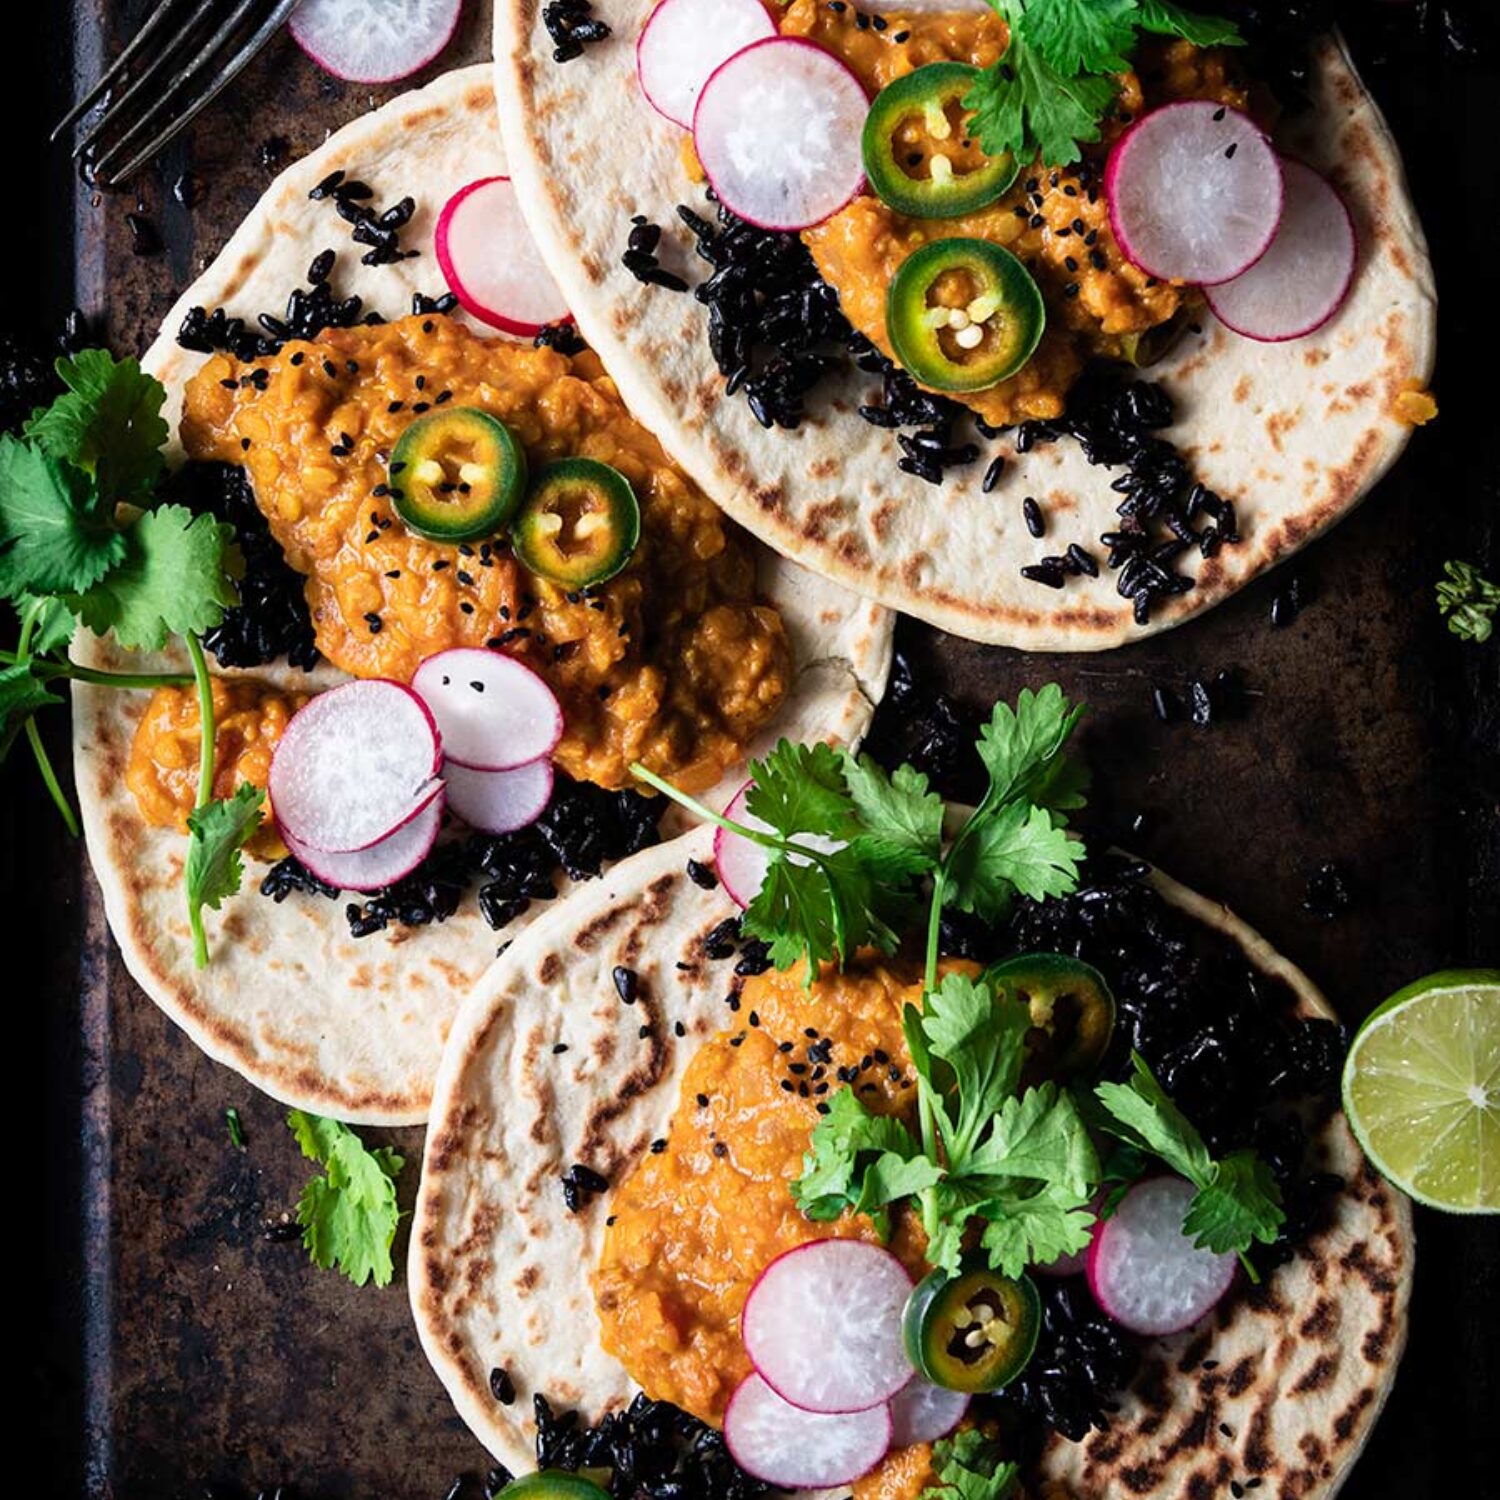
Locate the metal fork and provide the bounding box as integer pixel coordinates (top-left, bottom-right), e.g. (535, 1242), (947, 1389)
(53, 0), (303, 189)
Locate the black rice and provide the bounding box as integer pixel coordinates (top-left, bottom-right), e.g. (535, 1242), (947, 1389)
(543, 0), (611, 61)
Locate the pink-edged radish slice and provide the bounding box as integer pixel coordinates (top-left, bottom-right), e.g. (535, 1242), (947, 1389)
(1205, 159), (1357, 341)
(283, 793), (445, 893)
(290, 0), (462, 84)
(442, 758), (554, 835)
(742, 1240), (914, 1414)
(1086, 1176), (1238, 1336)
(1106, 101), (1283, 286)
(269, 680), (443, 854)
(692, 39), (868, 231)
(410, 648), (563, 772)
(887, 1379), (969, 1448)
(637, 0), (776, 129)
(724, 1374), (891, 1488)
(435, 177), (572, 337)
(713, 780), (844, 909)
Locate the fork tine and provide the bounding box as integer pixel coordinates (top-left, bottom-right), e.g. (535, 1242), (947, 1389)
(100, 0), (304, 187)
(51, 0), (183, 142)
(72, 0), (221, 160)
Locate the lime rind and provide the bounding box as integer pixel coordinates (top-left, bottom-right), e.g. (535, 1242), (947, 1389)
(1342, 970), (1500, 1214)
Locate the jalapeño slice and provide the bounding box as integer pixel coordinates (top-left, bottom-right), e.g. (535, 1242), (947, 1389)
(987, 952), (1116, 1080)
(497, 1474), (611, 1500)
(862, 64), (1019, 219)
(389, 407), (527, 543)
(511, 458), (641, 589)
(887, 239), (1044, 393)
(902, 1258), (1040, 1393)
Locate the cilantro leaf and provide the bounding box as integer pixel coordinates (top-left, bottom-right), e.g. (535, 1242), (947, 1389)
(288, 1110), (405, 1288)
(1094, 1050), (1216, 1184)
(1021, 0), (1139, 76)
(1438, 560), (1499, 644)
(855, 1151), (947, 1217)
(185, 783), (265, 956)
(0, 662), (62, 761)
(793, 1088), (924, 1219)
(70, 504), (239, 651)
(975, 683), (1087, 813)
(0, 435), (125, 598)
(965, 30), (1118, 167)
(977, 1180), (1098, 1278)
(919, 973), (1031, 1161)
(20, 594), (78, 654)
(965, 1081), (1099, 1193)
(1137, 0), (1244, 47)
(945, 799), (1084, 919)
(924, 1429), (1019, 1500)
(841, 753), (945, 880)
(1183, 1148), (1284, 1253)
(745, 739), (861, 839)
(25, 351), (169, 503)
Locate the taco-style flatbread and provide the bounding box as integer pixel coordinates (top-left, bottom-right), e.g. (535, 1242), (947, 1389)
(72, 66), (892, 1125)
(410, 823), (1411, 1494)
(492, 7), (1436, 649)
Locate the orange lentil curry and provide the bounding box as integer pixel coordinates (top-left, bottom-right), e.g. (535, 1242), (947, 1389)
(128, 313), (792, 835)
(684, 2), (1253, 426)
(595, 955), (981, 1500)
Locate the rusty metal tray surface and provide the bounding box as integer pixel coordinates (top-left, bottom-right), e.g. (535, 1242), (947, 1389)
(12, 2), (1498, 1497)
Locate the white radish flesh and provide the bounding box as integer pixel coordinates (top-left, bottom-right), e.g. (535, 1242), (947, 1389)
(284, 794), (445, 893)
(411, 648), (564, 771)
(289, 0), (462, 85)
(693, 39), (868, 231)
(637, 0), (776, 129)
(724, 1374), (892, 1488)
(435, 177), (572, 337)
(887, 1379), (969, 1447)
(1106, 101), (1283, 286)
(1206, 159), (1357, 341)
(269, 680), (442, 854)
(1086, 1176), (1238, 1336)
(742, 1240), (914, 1414)
(442, 758), (554, 835)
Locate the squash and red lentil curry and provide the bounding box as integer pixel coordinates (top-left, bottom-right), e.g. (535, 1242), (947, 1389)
(776, 1), (1253, 425)
(595, 956), (971, 1500)
(127, 314), (793, 836)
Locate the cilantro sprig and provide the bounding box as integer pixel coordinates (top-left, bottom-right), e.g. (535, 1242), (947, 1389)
(964, 0), (1242, 166)
(1437, 560), (1498, 643)
(1, 349), (256, 967)
(1094, 1051), (1284, 1276)
(288, 1110), (405, 1288)
(922, 1430), (1019, 1500)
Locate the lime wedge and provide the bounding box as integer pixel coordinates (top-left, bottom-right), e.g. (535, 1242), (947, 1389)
(1342, 969), (1500, 1213)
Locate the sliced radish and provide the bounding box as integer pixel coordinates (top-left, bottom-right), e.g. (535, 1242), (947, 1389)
(724, 1374), (891, 1488)
(692, 39), (868, 231)
(283, 794), (445, 893)
(713, 780), (844, 910)
(887, 1379), (969, 1448)
(1086, 1176), (1238, 1337)
(435, 177), (572, 338)
(442, 758), (554, 835)
(1205, 159), (1357, 341)
(742, 1240), (913, 1414)
(411, 648), (563, 772)
(290, 0), (462, 85)
(269, 680), (442, 854)
(1106, 101), (1283, 286)
(637, 0), (776, 129)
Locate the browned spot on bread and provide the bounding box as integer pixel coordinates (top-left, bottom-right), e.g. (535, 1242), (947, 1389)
(539, 953), (562, 985)
(1292, 1354), (1338, 1395)
(1299, 1297), (1337, 1338)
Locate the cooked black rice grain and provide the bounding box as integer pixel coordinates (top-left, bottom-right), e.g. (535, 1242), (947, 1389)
(543, 0), (611, 60)
(166, 461), (320, 670)
(534, 321), (588, 356)
(532, 1391), (769, 1499)
(1302, 860), (1356, 919)
(310, 175), (420, 267)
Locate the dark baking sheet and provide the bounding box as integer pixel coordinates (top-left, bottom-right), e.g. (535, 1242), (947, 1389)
(14, 3), (1498, 1497)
